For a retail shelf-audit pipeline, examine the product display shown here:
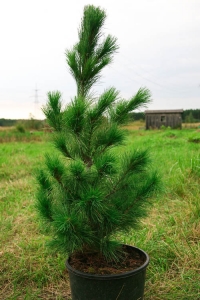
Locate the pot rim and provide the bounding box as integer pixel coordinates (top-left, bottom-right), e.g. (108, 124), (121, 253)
(66, 245), (149, 279)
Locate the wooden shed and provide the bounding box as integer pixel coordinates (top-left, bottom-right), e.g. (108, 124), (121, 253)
(145, 109), (183, 129)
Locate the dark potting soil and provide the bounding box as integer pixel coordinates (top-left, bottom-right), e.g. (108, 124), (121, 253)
(69, 245), (146, 275)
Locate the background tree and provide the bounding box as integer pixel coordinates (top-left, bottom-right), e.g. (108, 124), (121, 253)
(36, 5), (159, 261)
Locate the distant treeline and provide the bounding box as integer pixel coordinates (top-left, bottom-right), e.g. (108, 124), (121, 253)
(0, 109), (200, 128)
(0, 119), (16, 127)
(129, 109), (200, 123)
(0, 118), (45, 130)
(182, 109), (200, 123)
(129, 112), (145, 121)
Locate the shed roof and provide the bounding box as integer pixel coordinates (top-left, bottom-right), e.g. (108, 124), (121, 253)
(145, 109), (183, 114)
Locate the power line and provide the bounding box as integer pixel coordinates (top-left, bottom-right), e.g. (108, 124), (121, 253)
(118, 54), (197, 93)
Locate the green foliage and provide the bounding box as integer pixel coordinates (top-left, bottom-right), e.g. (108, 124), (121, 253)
(24, 117), (44, 130)
(42, 91), (63, 131)
(15, 117), (45, 131)
(0, 118), (17, 126)
(110, 87), (151, 125)
(183, 109), (200, 122)
(0, 129), (48, 143)
(129, 112), (145, 121)
(36, 5), (159, 261)
(16, 123), (26, 133)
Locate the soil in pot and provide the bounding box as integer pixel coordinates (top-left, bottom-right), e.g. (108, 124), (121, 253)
(69, 245), (146, 275)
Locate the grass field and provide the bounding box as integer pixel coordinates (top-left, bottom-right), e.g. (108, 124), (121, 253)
(0, 125), (200, 299)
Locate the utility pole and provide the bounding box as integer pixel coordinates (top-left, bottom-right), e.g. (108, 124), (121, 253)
(30, 85), (41, 119)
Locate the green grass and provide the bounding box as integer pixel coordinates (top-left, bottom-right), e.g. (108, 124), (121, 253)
(0, 127), (200, 299)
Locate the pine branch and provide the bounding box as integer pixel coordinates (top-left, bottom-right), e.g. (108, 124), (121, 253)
(92, 124), (125, 157)
(66, 5), (118, 97)
(110, 87), (151, 124)
(42, 91), (63, 131)
(88, 87), (119, 123)
(104, 150), (149, 199)
(53, 133), (74, 159)
(123, 172), (159, 216)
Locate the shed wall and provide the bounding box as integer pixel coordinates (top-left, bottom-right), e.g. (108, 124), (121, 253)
(145, 113), (182, 129)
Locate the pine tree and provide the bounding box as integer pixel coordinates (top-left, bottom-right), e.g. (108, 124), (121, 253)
(36, 5), (159, 262)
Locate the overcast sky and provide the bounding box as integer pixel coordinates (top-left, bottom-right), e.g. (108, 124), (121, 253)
(0, 0), (200, 119)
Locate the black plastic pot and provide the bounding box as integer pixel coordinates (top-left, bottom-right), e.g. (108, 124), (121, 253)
(66, 245), (149, 300)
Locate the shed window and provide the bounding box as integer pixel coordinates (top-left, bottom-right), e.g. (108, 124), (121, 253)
(161, 116), (165, 122)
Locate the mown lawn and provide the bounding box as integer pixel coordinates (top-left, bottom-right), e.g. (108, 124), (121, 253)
(0, 127), (199, 299)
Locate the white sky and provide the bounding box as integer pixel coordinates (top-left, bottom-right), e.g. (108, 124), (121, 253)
(0, 0), (200, 119)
